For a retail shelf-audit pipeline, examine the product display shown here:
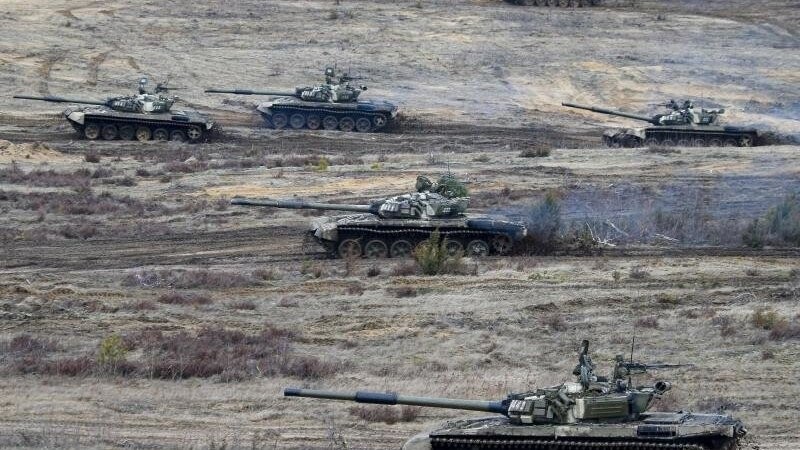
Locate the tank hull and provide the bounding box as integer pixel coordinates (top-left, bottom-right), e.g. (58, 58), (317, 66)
(308, 213), (527, 258)
(63, 106), (216, 142)
(404, 413), (744, 450)
(255, 97), (399, 132)
(602, 125), (758, 148)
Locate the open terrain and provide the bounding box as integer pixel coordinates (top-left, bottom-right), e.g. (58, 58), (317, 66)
(0, 1), (798, 449)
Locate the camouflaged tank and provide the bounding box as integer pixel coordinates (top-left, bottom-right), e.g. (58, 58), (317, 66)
(506, 0), (603, 6)
(13, 78), (215, 142)
(230, 177), (526, 258)
(562, 100), (758, 148)
(285, 340), (747, 450)
(205, 67), (398, 132)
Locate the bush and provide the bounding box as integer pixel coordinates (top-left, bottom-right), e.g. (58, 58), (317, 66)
(157, 291), (213, 306)
(743, 194), (800, 248)
(636, 316), (659, 329)
(348, 405), (420, 424)
(84, 151), (100, 163)
(519, 147), (551, 158)
(413, 231), (464, 275)
(97, 334), (128, 368)
(520, 191), (561, 254)
(390, 286), (417, 298)
(752, 308), (781, 330)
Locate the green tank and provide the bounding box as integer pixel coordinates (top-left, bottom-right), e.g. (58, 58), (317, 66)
(562, 100), (759, 148)
(285, 341), (747, 450)
(205, 67), (398, 132)
(231, 176), (527, 258)
(13, 78), (215, 142)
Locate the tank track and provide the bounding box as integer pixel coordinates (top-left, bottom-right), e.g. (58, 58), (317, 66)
(431, 437), (708, 450)
(261, 105), (391, 133)
(333, 226), (514, 258)
(70, 116), (210, 143)
(642, 130), (755, 147)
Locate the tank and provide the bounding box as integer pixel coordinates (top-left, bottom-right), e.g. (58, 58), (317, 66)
(284, 340), (747, 450)
(13, 77), (216, 142)
(230, 176), (526, 258)
(505, 0), (603, 6)
(562, 100), (758, 148)
(205, 67), (399, 132)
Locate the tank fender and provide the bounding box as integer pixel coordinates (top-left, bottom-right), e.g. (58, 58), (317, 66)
(465, 219), (527, 241)
(256, 103), (275, 115)
(66, 110), (85, 125)
(401, 432), (432, 450)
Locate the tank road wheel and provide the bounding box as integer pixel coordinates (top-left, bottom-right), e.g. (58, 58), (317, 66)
(644, 138), (659, 147)
(373, 115), (387, 129)
(119, 125), (135, 140)
(692, 138), (707, 147)
(186, 126), (203, 142)
(389, 239), (414, 258)
(355, 117), (372, 132)
(661, 139), (676, 147)
(84, 123), (101, 140)
(338, 117), (355, 132)
(491, 235), (513, 255)
(739, 135), (754, 147)
(723, 139), (737, 147)
(169, 130), (186, 142)
(708, 138), (722, 147)
(444, 239), (464, 257)
(337, 239), (362, 259)
(101, 124), (118, 140)
(677, 139), (690, 147)
(135, 126), (152, 142)
(466, 239), (490, 257)
(322, 116), (338, 130)
(364, 239), (389, 259)
(306, 114), (321, 130)
(153, 128), (169, 141)
(289, 113), (306, 129)
(271, 113), (288, 129)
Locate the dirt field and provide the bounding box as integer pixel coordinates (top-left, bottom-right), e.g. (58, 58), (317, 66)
(0, 1), (799, 449)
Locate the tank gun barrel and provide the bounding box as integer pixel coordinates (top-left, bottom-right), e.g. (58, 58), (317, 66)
(205, 88), (298, 97)
(284, 388), (508, 414)
(562, 102), (657, 125)
(231, 197), (375, 214)
(13, 95), (107, 106)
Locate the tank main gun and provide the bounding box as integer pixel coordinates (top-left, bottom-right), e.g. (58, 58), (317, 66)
(13, 95), (110, 106)
(204, 88), (300, 97)
(284, 388), (508, 414)
(562, 102), (659, 125)
(231, 197), (377, 214)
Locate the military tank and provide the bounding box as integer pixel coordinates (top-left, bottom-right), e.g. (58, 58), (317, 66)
(562, 100), (758, 148)
(506, 0), (603, 6)
(13, 78), (215, 142)
(285, 340), (747, 450)
(230, 176), (527, 258)
(205, 67), (398, 132)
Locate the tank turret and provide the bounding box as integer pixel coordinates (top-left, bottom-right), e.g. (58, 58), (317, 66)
(562, 100), (757, 148)
(231, 177), (526, 258)
(13, 77), (214, 142)
(284, 341), (747, 450)
(205, 67), (398, 132)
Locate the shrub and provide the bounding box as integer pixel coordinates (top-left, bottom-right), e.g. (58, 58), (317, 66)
(541, 314), (567, 331)
(84, 151), (100, 163)
(314, 157), (330, 172)
(768, 319), (800, 341)
(391, 262), (418, 276)
(157, 291), (213, 306)
(520, 191), (561, 254)
(629, 266), (650, 280)
(636, 316), (659, 329)
(229, 300), (256, 310)
(276, 297), (299, 307)
(390, 286), (417, 298)
(743, 194), (800, 247)
(123, 269), (259, 289)
(413, 231), (464, 275)
(752, 308), (782, 330)
(366, 266), (381, 277)
(348, 405), (420, 424)
(519, 147), (551, 158)
(97, 335), (128, 367)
